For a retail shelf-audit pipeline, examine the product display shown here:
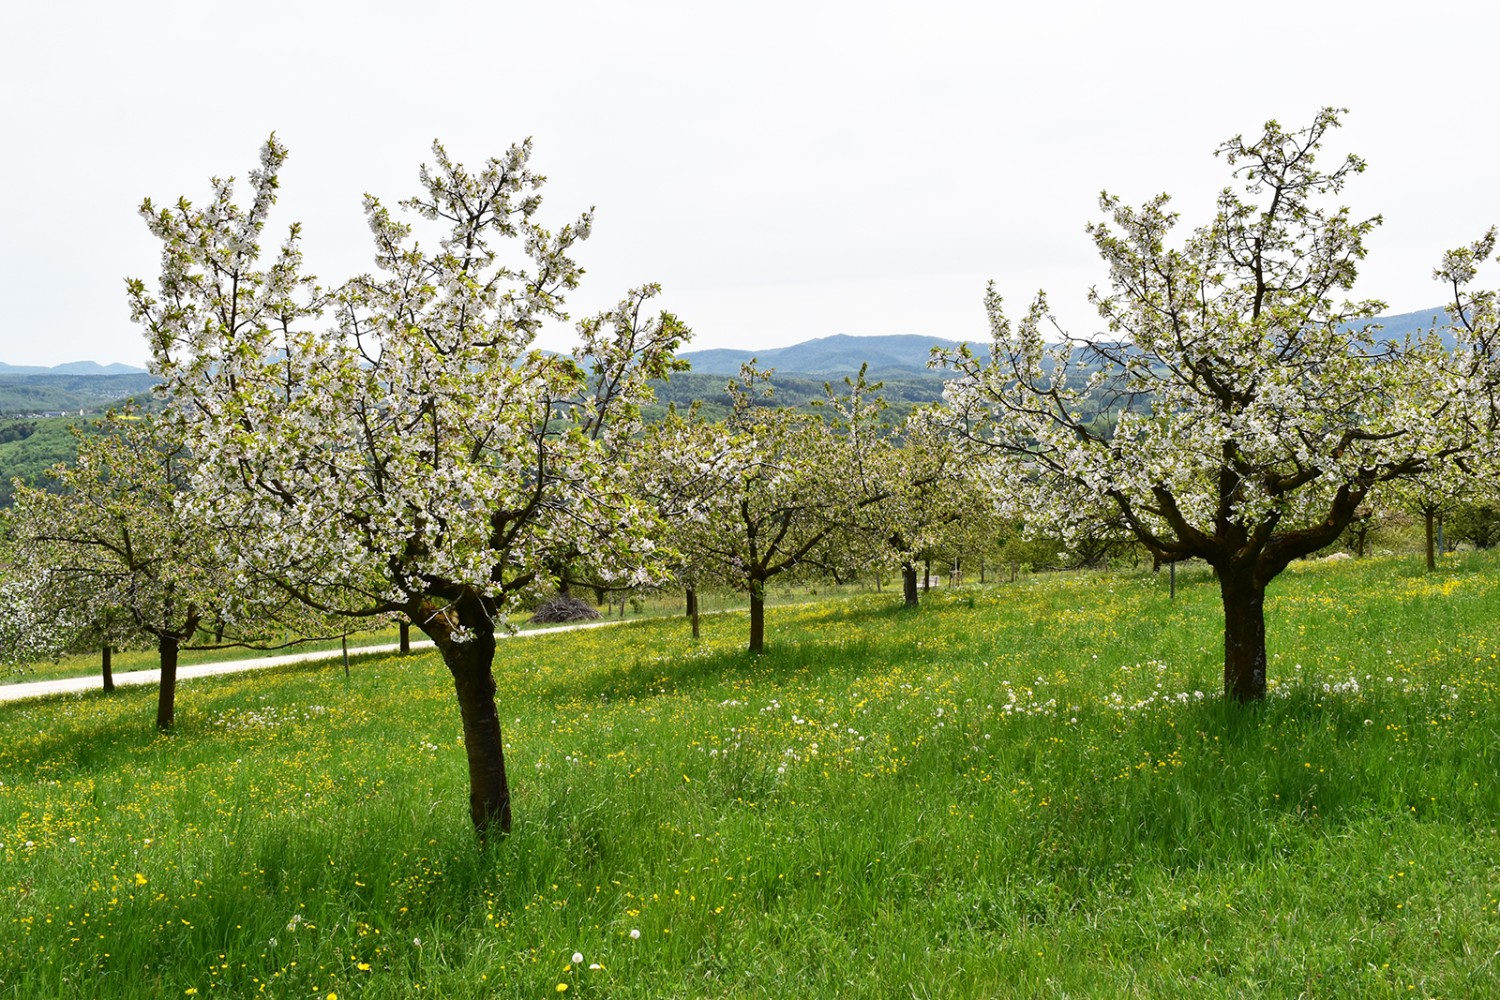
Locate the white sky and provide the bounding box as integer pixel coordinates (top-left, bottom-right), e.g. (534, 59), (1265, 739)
(1, 0), (1496, 367)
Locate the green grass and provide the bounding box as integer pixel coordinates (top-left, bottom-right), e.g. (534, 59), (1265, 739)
(3, 553), (1499, 997)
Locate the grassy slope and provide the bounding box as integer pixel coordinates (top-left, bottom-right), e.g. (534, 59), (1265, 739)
(2, 554), (1498, 997)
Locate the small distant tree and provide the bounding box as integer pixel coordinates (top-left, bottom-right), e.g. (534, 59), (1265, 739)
(133, 138), (682, 834)
(1336, 502), (1383, 558)
(1447, 502), (1500, 551)
(0, 562), (83, 676)
(1387, 464), (1478, 569)
(990, 521), (1062, 581)
(875, 407), (990, 606)
(635, 401), (736, 639)
(649, 367), (886, 653)
(4, 415), (317, 727)
(943, 109), (1490, 701)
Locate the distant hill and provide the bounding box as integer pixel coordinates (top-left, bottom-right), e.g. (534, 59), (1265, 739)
(681, 333), (965, 378)
(1365, 307), (1455, 347)
(677, 308), (1458, 384)
(0, 373), (159, 416)
(0, 307), (1458, 417)
(0, 360), (148, 376)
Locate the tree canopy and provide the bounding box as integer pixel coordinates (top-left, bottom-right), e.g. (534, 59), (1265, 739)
(942, 108), (1498, 700)
(131, 137), (686, 832)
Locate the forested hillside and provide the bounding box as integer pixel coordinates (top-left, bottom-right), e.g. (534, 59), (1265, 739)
(0, 372), (157, 415)
(0, 416), (100, 506)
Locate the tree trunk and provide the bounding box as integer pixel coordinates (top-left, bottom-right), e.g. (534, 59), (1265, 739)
(902, 562), (920, 608)
(399, 620), (411, 655)
(923, 558), (931, 592)
(157, 634), (179, 731)
(1219, 568), (1268, 702)
(979, 556), (985, 584)
(686, 587), (701, 639)
(1425, 507), (1436, 571)
(439, 632), (512, 836)
(748, 579), (766, 654)
(101, 645), (115, 693)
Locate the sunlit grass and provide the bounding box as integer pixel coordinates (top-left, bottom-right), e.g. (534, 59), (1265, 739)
(3, 552), (1498, 996)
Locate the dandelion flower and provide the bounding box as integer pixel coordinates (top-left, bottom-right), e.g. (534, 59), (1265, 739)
(556, 985), (568, 993)
(629, 928), (641, 940)
(572, 952), (584, 964)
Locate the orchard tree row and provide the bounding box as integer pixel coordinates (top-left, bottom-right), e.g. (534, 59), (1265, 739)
(3, 108), (1499, 838)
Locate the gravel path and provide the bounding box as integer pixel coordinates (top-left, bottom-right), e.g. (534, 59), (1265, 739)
(0, 619), (627, 705)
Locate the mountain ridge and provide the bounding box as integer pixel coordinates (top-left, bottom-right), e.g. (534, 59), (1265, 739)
(680, 333), (965, 378)
(1, 306), (1458, 386)
(0, 360), (149, 376)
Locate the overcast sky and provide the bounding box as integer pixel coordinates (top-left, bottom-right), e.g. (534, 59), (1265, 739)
(2, 0), (1496, 368)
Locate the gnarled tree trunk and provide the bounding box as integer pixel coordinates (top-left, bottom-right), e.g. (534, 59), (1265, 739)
(902, 561), (920, 608)
(101, 645), (115, 693)
(437, 629), (512, 836)
(1219, 567), (1268, 702)
(398, 620), (411, 655)
(748, 578), (766, 654)
(157, 634), (179, 731)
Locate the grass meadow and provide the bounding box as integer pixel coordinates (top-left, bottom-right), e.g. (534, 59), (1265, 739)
(3, 554), (1500, 997)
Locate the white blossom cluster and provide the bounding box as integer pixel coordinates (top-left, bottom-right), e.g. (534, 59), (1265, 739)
(940, 110), (1500, 574)
(129, 137), (685, 654)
